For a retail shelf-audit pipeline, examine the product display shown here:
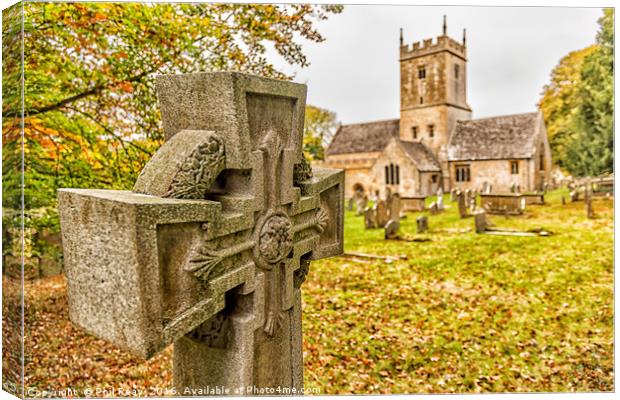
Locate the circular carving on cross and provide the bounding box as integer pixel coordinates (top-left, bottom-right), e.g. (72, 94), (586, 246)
(257, 211), (293, 266)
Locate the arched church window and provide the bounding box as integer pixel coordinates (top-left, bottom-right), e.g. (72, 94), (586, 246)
(385, 165), (389, 184)
(396, 165), (400, 185)
(390, 164), (395, 185)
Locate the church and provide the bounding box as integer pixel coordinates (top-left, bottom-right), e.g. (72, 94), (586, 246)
(319, 17), (552, 200)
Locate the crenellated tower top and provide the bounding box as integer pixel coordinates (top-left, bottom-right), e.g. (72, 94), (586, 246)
(399, 16), (467, 62)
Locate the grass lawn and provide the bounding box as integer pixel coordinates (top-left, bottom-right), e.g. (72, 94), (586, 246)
(4, 189), (613, 396)
(302, 188), (613, 393)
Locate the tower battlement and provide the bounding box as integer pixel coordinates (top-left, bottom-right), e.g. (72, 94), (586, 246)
(400, 34), (466, 61)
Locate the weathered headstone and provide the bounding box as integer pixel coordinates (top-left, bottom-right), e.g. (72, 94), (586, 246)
(585, 182), (594, 219)
(570, 190), (580, 202)
(457, 191), (468, 218)
(356, 195), (368, 216)
(364, 206), (378, 229)
(474, 210), (490, 233)
(58, 72), (344, 393)
(376, 199), (389, 228)
(387, 192), (401, 221)
(436, 187), (444, 210)
(561, 195), (566, 205)
(450, 188), (457, 202)
(348, 197), (354, 212)
(428, 202), (439, 215)
(416, 215), (428, 233)
(384, 219), (400, 239)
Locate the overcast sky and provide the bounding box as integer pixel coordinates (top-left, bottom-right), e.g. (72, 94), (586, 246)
(268, 5), (603, 124)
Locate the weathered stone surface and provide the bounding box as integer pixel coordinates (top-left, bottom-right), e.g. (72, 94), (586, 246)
(416, 215), (428, 233)
(58, 72), (344, 391)
(364, 206), (378, 229)
(376, 200), (389, 227)
(474, 210), (490, 233)
(356, 195), (367, 216)
(457, 191), (468, 218)
(388, 193), (401, 221)
(480, 193), (524, 215)
(401, 196), (426, 212)
(384, 219), (400, 239)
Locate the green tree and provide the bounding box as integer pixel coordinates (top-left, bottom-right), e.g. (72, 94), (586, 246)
(303, 104), (338, 160)
(539, 45), (597, 170)
(2, 2), (342, 262)
(566, 9), (614, 177)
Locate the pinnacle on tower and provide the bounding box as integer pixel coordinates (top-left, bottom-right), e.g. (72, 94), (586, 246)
(400, 27), (403, 46)
(443, 15), (447, 36)
(463, 28), (467, 46)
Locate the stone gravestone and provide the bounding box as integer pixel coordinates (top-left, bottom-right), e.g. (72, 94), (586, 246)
(355, 195), (368, 215)
(585, 182), (594, 219)
(416, 215), (428, 233)
(384, 219), (400, 239)
(58, 72), (344, 394)
(457, 191), (468, 218)
(356, 195), (368, 216)
(561, 195), (566, 205)
(474, 210), (491, 233)
(364, 206), (378, 229)
(450, 188), (457, 202)
(348, 197), (354, 212)
(428, 202), (439, 215)
(570, 190), (580, 202)
(388, 193), (401, 222)
(376, 199), (389, 228)
(436, 187), (444, 210)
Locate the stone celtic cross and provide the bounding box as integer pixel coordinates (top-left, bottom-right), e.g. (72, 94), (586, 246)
(58, 72), (344, 393)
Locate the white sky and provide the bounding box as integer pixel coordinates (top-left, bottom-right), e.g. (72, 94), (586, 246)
(268, 5), (603, 124)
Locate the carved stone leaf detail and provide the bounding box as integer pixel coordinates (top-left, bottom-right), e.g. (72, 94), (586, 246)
(293, 152), (313, 186)
(164, 134), (225, 199)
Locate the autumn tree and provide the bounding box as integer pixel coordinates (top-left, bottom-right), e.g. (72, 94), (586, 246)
(2, 2), (342, 263)
(303, 104), (339, 160)
(539, 9), (613, 176)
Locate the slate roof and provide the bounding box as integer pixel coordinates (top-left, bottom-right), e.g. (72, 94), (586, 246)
(399, 141), (441, 172)
(448, 112), (541, 161)
(326, 119), (400, 155)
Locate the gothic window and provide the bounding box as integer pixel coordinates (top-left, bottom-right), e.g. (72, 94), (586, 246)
(428, 124), (434, 138)
(539, 146), (545, 171)
(418, 66), (426, 79)
(386, 163), (400, 185)
(511, 161), (519, 174)
(412, 126), (418, 139)
(455, 165), (470, 182)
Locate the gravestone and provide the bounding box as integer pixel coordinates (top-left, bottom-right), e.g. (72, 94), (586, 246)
(436, 187), (444, 210)
(388, 193), (401, 221)
(457, 191), (468, 218)
(474, 210), (491, 233)
(348, 197), (354, 212)
(561, 195), (566, 205)
(428, 202), (439, 215)
(58, 72), (344, 393)
(356, 195), (367, 216)
(450, 188), (457, 202)
(585, 182), (594, 219)
(570, 190), (580, 202)
(416, 215), (428, 233)
(384, 219), (400, 239)
(376, 199), (389, 228)
(364, 206), (378, 229)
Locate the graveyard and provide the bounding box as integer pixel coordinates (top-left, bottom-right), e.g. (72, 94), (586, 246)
(6, 188), (613, 395)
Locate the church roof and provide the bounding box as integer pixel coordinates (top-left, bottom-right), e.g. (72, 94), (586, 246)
(447, 112), (541, 161)
(399, 141), (441, 172)
(326, 119), (399, 155)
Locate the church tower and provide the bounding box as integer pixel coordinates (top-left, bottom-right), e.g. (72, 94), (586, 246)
(399, 16), (472, 159)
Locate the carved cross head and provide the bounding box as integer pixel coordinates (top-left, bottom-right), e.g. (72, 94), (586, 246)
(58, 72), (344, 359)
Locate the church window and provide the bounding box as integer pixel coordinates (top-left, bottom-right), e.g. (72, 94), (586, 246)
(412, 126), (418, 139)
(428, 125), (434, 138)
(386, 163), (400, 185)
(539, 147), (545, 170)
(454, 64), (460, 79)
(511, 161), (519, 174)
(420, 96), (424, 104)
(455, 165), (470, 182)
(418, 66), (426, 79)
(432, 174), (438, 183)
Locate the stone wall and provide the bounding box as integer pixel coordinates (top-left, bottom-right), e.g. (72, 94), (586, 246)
(448, 158), (536, 192)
